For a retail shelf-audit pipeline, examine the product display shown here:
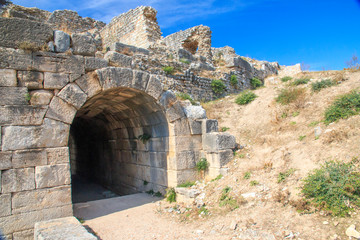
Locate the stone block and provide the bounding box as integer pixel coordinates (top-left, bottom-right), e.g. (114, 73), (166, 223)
(159, 90), (177, 109)
(0, 69), (17, 87)
(57, 83), (87, 109)
(0, 194), (11, 217)
(175, 135), (202, 152)
(170, 150), (199, 170)
(189, 119), (202, 135)
(0, 47), (33, 71)
(54, 30), (70, 53)
(0, 18), (53, 49)
(2, 118), (69, 151)
(150, 167), (167, 186)
(75, 73), (101, 99)
(104, 51), (132, 68)
(173, 118), (191, 136)
(166, 102), (185, 123)
(0, 87), (28, 105)
(225, 56), (253, 72)
(201, 119), (218, 134)
(12, 149), (47, 168)
(46, 97), (77, 124)
(167, 169), (199, 187)
(203, 132), (236, 151)
(43, 72), (69, 89)
(1, 168), (35, 193)
(13, 229), (34, 240)
(46, 147), (69, 164)
(132, 70), (150, 91)
(96, 67), (133, 90)
(32, 52), (85, 74)
(84, 57), (108, 71)
(0, 152), (12, 170)
(206, 149), (233, 168)
(149, 152), (167, 168)
(0, 106), (47, 125)
(71, 33), (97, 56)
(12, 186), (71, 214)
(146, 75), (164, 100)
(183, 105), (206, 119)
(0, 205), (73, 235)
(69, 73), (82, 83)
(35, 164), (70, 189)
(17, 71), (44, 89)
(34, 217), (97, 240)
(110, 42), (150, 55)
(29, 90), (54, 105)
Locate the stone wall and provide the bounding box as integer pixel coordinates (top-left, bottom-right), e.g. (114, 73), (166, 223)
(162, 25), (212, 62)
(100, 6), (162, 49)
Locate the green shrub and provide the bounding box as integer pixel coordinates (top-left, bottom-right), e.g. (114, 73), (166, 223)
(250, 77), (263, 89)
(220, 127), (230, 132)
(211, 79), (226, 94)
(299, 135), (306, 141)
(281, 76), (292, 82)
(176, 92), (196, 105)
(196, 158), (209, 171)
(211, 174), (223, 181)
(276, 87), (306, 105)
(166, 188), (176, 203)
(177, 181), (195, 188)
(243, 171), (251, 179)
(219, 186), (239, 210)
(235, 91), (257, 105)
(301, 160), (360, 216)
(230, 75), (238, 86)
(311, 79), (336, 92)
(198, 206), (209, 215)
(292, 78), (310, 86)
(278, 169), (296, 183)
(250, 180), (259, 186)
(162, 66), (175, 75)
(324, 90), (360, 124)
(179, 58), (190, 64)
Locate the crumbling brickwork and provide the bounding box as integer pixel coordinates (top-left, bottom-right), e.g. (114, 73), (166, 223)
(100, 6), (162, 49)
(162, 25), (212, 62)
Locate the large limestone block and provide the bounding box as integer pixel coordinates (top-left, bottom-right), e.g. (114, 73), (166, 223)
(34, 217), (97, 240)
(0, 69), (17, 87)
(71, 33), (97, 56)
(13, 229), (34, 240)
(46, 97), (77, 124)
(188, 119), (202, 135)
(183, 105), (206, 119)
(0, 106), (47, 125)
(57, 83), (87, 109)
(54, 30), (70, 53)
(12, 186), (71, 214)
(0, 47), (33, 70)
(35, 164), (71, 189)
(2, 118), (70, 151)
(0, 152), (12, 170)
(96, 67), (133, 90)
(225, 56), (253, 72)
(146, 75), (164, 100)
(170, 150), (199, 170)
(110, 42), (150, 55)
(1, 168), (35, 193)
(0, 194), (11, 217)
(0, 18), (53, 49)
(46, 147), (69, 165)
(32, 52), (85, 74)
(104, 51), (132, 68)
(84, 57), (108, 71)
(0, 87), (28, 105)
(29, 90), (54, 105)
(173, 118), (191, 136)
(75, 73), (102, 99)
(0, 205), (73, 235)
(203, 132), (236, 151)
(132, 70), (149, 91)
(44, 72), (69, 89)
(12, 149), (47, 168)
(206, 149), (233, 168)
(175, 135), (202, 152)
(17, 71), (44, 89)
(166, 102), (185, 123)
(159, 90), (177, 109)
(201, 119), (218, 134)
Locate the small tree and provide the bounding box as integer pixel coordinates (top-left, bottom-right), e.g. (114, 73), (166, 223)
(346, 54), (360, 70)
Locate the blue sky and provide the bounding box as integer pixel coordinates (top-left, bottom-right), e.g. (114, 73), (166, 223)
(12, 0), (360, 70)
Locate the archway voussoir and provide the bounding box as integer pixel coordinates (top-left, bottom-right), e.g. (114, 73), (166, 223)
(145, 75), (164, 100)
(57, 83), (87, 110)
(46, 96), (77, 124)
(132, 70), (150, 91)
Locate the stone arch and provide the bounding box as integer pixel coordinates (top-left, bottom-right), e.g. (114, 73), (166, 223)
(44, 67), (191, 202)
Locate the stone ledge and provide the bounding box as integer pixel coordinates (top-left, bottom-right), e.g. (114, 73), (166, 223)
(34, 217), (97, 240)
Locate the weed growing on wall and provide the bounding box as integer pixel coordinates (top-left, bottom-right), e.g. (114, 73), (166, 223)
(176, 92), (196, 105)
(162, 66), (175, 75)
(230, 75), (238, 86)
(211, 79), (226, 95)
(250, 77), (263, 89)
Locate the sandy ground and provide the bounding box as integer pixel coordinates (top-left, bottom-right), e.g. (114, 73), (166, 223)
(79, 70), (360, 240)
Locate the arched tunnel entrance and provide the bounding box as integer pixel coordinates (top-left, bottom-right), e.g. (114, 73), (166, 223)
(69, 87), (169, 203)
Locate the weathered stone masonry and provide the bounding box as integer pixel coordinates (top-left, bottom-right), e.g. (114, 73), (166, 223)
(0, 7), (240, 239)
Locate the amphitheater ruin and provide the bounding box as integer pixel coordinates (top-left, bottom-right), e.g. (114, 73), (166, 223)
(0, 4), (281, 239)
